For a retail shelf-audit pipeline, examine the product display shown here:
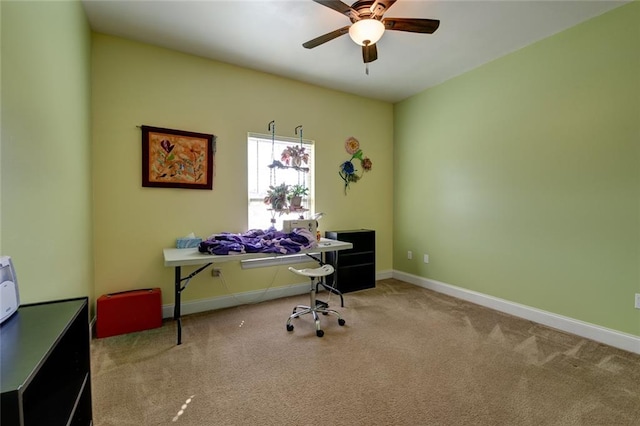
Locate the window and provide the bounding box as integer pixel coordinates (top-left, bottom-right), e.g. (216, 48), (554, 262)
(247, 133), (314, 230)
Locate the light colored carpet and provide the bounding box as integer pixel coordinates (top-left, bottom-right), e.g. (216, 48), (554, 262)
(91, 279), (640, 425)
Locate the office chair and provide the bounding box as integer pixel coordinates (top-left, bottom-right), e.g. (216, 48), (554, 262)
(286, 264), (345, 337)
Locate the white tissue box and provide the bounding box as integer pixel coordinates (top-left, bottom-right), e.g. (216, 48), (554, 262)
(176, 238), (202, 249)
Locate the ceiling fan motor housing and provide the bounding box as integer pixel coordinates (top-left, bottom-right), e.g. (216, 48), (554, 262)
(348, 0), (389, 23)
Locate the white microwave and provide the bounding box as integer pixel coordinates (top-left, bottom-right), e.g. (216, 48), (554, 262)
(0, 256), (20, 324)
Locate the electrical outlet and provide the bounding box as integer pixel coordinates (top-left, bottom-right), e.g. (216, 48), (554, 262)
(635, 293), (640, 309)
(423, 254), (429, 263)
(407, 251), (413, 260)
(211, 268), (221, 277)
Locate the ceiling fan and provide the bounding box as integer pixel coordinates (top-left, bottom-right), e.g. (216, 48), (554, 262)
(303, 0), (440, 70)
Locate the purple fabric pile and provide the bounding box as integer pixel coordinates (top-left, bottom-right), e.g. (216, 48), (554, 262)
(198, 228), (317, 256)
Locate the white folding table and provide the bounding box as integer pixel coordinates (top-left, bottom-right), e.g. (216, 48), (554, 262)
(163, 238), (353, 344)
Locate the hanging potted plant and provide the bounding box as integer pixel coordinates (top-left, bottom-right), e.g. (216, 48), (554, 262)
(281, 145), (309, 170)
(287, 184), (309, 209)
(263, 183), (289, 212)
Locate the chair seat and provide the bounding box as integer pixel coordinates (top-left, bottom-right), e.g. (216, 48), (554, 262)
(288, 264), (334, 278)
(286, 263), (344, 337)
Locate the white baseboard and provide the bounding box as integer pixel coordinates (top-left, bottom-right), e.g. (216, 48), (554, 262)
(393, 270), (640, 355)
(89, 315), (96, 339)
(377, 269), (393, 280)
(163, 270), (394, 319)
(162, 282), (309, 319)
(159, 270), (640, 355)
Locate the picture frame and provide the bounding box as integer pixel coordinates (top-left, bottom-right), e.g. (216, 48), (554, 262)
(141, 125), (215, 190)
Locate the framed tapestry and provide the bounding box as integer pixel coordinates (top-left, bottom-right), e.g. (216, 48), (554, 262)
(141, 125), (215, 190)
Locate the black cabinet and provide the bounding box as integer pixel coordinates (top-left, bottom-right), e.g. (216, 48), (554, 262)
(1, 297), (92, 426)
(325, 229), (375, 293)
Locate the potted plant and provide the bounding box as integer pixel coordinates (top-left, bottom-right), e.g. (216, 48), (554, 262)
(287, 184), (309, 209)
(281, 145), (309, 170)
(263, 183), (289, 211)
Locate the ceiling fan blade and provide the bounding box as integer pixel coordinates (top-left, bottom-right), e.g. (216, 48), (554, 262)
(383, 18), (440, 34)
(303, 26), (350, 49)
(313, 0), (359, 19)
(362, 43), (378, 63)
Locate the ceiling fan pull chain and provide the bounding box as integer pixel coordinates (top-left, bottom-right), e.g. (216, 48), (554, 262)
(366, 63), (369, 75)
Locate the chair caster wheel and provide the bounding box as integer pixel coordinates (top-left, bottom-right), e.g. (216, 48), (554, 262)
(316, 329), (324, 337)
(287, 324), (294, 332)
(338, 319), (346, 326)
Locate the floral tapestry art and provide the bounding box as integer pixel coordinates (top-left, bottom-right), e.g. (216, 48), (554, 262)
(141, 125), (215, 190)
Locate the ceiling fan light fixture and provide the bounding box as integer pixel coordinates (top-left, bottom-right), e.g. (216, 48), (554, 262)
(348, 19), (385, 46)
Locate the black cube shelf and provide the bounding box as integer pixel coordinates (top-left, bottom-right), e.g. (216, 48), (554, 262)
(1, 298), (92, 426)
(325, 229), (375, 293)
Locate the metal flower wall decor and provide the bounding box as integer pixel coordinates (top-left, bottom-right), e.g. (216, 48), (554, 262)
(339, 137), (372, 194)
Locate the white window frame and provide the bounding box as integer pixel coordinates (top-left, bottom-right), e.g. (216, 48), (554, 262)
(247, 132), (314, 231)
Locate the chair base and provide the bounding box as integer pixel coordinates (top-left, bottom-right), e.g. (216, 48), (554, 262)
(287, 304), (345, 337)
(286, 278), (345, 337)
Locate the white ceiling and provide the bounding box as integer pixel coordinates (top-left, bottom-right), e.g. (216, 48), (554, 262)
(82, 0), (628, 103)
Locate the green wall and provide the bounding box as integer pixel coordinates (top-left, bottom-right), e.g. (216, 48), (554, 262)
(1, 0), (94, 303)
(91, 34), (394, 304)
(394, 3), (639, 336)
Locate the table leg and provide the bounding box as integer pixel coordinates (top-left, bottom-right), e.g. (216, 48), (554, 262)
(174, 266), (182, 345)
(172, 263), (212, 345)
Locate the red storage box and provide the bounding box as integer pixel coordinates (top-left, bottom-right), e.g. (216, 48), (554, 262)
(96, 288), (162, 338)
